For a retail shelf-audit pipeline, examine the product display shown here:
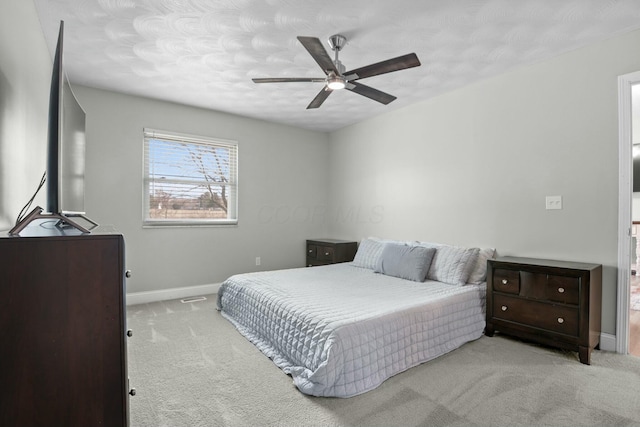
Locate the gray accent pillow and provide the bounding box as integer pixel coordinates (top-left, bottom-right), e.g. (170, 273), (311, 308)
(374, 243), (436, 282)
(425, 244), (480, 286)
(352, 238), (385, 270)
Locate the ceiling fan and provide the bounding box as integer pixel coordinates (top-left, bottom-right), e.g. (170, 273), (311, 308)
(252, 35), (421, 109)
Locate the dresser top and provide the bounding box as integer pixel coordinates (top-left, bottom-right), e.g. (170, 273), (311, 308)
(307, 238), (357, 245)
(491, 256), (601, 271)
(1, 218), (120, 240)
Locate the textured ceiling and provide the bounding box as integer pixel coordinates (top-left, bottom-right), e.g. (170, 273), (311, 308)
(33, 0), (640, 132)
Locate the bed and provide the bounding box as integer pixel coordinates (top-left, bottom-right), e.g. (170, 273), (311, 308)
(216, 238), (494, 398)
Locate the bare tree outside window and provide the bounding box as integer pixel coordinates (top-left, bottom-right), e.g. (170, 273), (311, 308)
(143, 129), (238, 226)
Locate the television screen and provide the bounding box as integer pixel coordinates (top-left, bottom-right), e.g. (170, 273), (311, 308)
(634, 156), (640, 193)
(60, 77), (86, 215)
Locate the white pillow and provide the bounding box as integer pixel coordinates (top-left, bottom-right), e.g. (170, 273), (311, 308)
(351, 238), (386, 270)
(351, 237), (413, 270)
(467, 248), (496, 284)
(413, 241), (479, 286)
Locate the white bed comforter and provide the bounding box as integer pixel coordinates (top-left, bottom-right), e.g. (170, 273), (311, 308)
(216, 263), (486, 397)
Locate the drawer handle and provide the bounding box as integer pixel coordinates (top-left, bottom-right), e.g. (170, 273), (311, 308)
(501, 305), (508, 311)
(501, 279), (508, 285)
(325, 252), (330, 256)
(557, 317), (564, 324)
(558, 287), (565, 293)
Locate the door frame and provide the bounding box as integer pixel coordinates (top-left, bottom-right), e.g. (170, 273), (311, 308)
(616, 71), (640, 354)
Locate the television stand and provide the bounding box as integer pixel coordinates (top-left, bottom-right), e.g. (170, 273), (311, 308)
(0, 232), (130, 425)
(8, 206), (98, 236)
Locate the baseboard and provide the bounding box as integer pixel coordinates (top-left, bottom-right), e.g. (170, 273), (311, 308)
(599, 332), (616, 352)
(126, 282), (221, 306)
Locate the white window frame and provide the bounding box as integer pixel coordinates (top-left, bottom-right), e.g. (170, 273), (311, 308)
(142, 128), (238, 227)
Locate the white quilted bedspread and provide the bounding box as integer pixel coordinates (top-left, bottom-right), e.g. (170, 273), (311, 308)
(216, 263), (486, 397)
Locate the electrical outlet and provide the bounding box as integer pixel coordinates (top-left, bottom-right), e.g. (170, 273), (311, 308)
(255, 257), (261, 266)
(545, 195), (562, 210)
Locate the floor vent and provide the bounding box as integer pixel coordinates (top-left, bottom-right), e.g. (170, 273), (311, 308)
(180, 296), (207, 303)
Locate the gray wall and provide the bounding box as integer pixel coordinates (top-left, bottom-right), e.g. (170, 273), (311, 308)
(0, 1), (51, 230)
(2, 0), (638, 337)
(327, 28), (640, 335)
(73, 86), (329, 294)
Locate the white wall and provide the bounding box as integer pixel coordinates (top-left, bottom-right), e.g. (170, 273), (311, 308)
(327, 28), (640, 336)
(0, 1), (51, 230)
(73, 86), (329, 294)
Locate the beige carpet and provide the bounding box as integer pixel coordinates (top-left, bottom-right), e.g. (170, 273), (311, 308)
(127, 295), (640, 427)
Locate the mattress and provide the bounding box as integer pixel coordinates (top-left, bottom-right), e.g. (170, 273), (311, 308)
(216, 262), (486, 397)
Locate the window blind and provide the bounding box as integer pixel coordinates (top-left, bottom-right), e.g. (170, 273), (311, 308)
(143, 128), (238, 226)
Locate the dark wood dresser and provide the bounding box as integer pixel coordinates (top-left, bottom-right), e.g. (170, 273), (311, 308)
(0, 232), (131, 426)
(306, 239), (357, 267)
(485, 257), (602, 364)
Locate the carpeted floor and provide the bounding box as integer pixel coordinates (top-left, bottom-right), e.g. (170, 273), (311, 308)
(126, 295), (640, 427)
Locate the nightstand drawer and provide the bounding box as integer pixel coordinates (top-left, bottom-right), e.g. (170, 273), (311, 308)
(317, 246), (335, 261)
(545, 275), (580, 305)
(493, 294), (578, 336)
(492, 269), (520, 294)
(307, 245), (318, 259)
(520, 272), (579, 305)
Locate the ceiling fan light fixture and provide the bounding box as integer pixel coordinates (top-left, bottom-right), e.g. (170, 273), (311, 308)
(327, 75), (346, 90)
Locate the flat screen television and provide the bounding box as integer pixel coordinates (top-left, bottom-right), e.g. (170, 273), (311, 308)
(9, 20), (95, 235)
(634, 155), (640, 192)
(47, 20), (87, 216)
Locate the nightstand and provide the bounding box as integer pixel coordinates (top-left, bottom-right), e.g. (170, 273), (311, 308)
(485, 256), (602, 365)
(306, 239), (357, 267)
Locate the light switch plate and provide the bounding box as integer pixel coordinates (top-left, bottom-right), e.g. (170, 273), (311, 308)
(545, 195), (562, 210)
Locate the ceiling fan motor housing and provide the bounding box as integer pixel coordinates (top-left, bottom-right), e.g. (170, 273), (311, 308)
(328, 34), (346, 52)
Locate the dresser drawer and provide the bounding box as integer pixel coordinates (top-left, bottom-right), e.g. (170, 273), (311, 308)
(306, 244), (335, 261)
(493, 294), (579, 336)
(492, 269), (520, 294)
(545, 275), (579, 305)
(317, 246), (335, 261)
(520, 272), (579, 305)
(307, 245), (318, 259)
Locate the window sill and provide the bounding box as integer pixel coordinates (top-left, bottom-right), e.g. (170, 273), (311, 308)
(142, 220), (238, 228)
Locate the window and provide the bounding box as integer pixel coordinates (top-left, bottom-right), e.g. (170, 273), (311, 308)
(143, 129), (238, 226)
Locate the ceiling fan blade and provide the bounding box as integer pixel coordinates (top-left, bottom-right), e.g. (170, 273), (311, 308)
(297, 36), (339, 75)
(252, 77), (325, 83)
(307, 88), (332, 109)
(345, 53), (421, 81)
(347, 81), (396, 105)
